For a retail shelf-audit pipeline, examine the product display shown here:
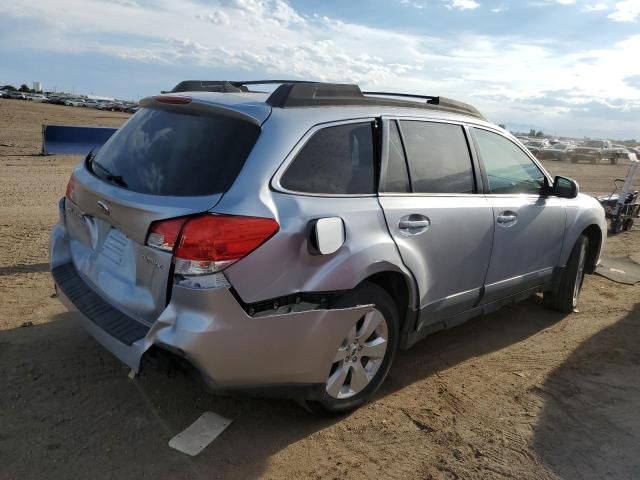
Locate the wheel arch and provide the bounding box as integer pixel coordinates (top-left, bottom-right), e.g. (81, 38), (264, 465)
(581, 224), (603, 274)
(359, 270), (417, 335)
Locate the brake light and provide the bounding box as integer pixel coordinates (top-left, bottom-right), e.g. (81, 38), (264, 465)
(153, 95), (192, 105)
(147, 214), (279, 275)
(65, 174), (76, 200)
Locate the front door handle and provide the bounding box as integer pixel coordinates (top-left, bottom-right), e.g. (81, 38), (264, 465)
(496, 211), (517, 227)
(398, 215), (430, 235)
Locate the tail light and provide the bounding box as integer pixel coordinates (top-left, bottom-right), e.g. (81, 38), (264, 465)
(147, 214), (279, 276)
(65, 174), (76, 201)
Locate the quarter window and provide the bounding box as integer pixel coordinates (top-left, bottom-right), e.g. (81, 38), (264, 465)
(280, 122), (375, 195)
(399, 121), (475, 194)
(473, 128), (545, 194)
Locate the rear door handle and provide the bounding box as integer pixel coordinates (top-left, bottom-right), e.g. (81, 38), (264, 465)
(496, 212), (517, 227)
(398, 215), (430, 235)
(399, 219), (430, 229)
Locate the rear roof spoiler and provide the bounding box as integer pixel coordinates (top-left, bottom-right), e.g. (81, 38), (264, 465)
(165, 80), (486, 120)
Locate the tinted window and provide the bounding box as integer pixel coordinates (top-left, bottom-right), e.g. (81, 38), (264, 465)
(399, 121), (474, 194)
(281, 122), (375, 194)
(474, 128), (545, 194)
(380, 121), (410, 193)
(89, 108), (259, 196)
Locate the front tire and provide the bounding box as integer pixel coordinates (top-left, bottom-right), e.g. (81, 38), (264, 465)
(303, 282), (399, 416)
(543, 235), (588, 313)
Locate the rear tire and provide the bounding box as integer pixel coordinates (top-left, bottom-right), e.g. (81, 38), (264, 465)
(623, 218), (634, 231)
(302, 282), (399, 416)
(543, 235), (588, 313)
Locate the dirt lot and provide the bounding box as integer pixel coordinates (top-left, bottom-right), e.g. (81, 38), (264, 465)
(1, 99), (639, 480)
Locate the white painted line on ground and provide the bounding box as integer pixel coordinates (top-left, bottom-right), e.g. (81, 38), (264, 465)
(169, 412), (233, 456)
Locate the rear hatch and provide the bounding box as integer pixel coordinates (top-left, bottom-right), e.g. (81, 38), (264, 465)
(64, 101), (262, 325)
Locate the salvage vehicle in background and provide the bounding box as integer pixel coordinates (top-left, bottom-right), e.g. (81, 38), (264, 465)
(570, 139), (619, 164)
(50, 80), (607, 415)
(523, 139), (549, 156)
(7, 91), (26, 100)
(538, 142), (575, 161)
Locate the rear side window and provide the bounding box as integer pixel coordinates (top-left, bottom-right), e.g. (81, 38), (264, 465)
(399, 121), (475, 194)
(380, 121), (410, 193)
(89, 108), (260, 196)
(473, 128), (545, 194)
(280, 122), (375, 195)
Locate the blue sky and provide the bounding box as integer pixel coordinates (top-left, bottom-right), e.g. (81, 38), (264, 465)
(1, 0), (639, 139)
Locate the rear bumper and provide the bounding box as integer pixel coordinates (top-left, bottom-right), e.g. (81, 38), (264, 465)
(50, 216), (371, 398)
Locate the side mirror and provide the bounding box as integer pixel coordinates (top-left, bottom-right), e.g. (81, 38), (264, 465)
(552, 175), (579, 198)
(308, 217), (345, 255)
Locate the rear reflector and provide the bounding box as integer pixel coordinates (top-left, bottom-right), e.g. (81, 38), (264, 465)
(147, 214), (279, 275)
(153, 95), (192, 105)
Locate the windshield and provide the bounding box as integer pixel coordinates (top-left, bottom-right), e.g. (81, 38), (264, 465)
(88, 108), (260, 196)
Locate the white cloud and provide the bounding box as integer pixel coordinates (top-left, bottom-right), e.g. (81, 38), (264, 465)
(0, 0), (639, 137)
(608, 0), (640, 21)
(400, 0), (428, 9)
(196, 11), (230, 25)
(584, 3), (609, 11)
(444, 0), (480, 9)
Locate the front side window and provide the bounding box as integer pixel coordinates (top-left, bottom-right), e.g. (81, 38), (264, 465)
(474, 128), (546, 195)
(399, 121), (475, 194)
(280, 122), (375, 195)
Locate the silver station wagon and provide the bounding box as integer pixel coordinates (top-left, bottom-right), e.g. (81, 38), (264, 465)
(50, 80), (606, 414)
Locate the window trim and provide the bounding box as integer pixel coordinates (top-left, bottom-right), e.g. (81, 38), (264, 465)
(271, 117), (379, 198)
(470, 125), (554, 197)
(378, 116), (481, 197)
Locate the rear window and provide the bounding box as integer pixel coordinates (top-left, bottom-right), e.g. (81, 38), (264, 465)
(89, 108), (260, 196)
(400, 120), (475, 194)
(280, 122), (375, 195)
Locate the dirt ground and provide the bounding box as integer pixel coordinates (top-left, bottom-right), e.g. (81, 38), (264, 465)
(1, 99), (639, 480)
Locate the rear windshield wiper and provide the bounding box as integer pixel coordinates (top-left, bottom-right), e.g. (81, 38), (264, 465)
(86, 151), (128, 188)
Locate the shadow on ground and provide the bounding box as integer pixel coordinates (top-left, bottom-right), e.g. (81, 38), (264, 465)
(533, 303), (640, 479)
(0, 262), (49, 276)
(0, 297), (564, 479)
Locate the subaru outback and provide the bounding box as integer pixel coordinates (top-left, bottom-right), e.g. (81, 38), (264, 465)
(50, 80), (606, 414)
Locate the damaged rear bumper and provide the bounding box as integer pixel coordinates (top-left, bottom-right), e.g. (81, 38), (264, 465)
(50, 221), (371, 399)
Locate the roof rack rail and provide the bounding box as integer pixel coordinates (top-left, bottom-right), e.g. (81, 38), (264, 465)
(265, 83), (486, 120)
(362, 91), (439, 104)
(166, 79), (316, 94)
(164, 80), (486, 120)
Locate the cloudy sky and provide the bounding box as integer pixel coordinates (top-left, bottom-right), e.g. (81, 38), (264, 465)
(1, 0), (639, 139)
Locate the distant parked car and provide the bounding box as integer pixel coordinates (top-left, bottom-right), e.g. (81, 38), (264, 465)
(524, 140), (548, 156)
(124, 104), (139, 114)
(7, 91), (26, 100)
(64, 98), (86, 107)
(109, 103), (127, 112)
(83, 100), (99, 108)
(46, 96), (67, 105)
(570, 140), (618, 164)
(28, 93), (48, 103)
(96, 101), (113, 110)
(538, 143), (575, 161)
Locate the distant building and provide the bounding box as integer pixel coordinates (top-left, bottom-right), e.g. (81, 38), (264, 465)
(33, 81), (42, 92)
